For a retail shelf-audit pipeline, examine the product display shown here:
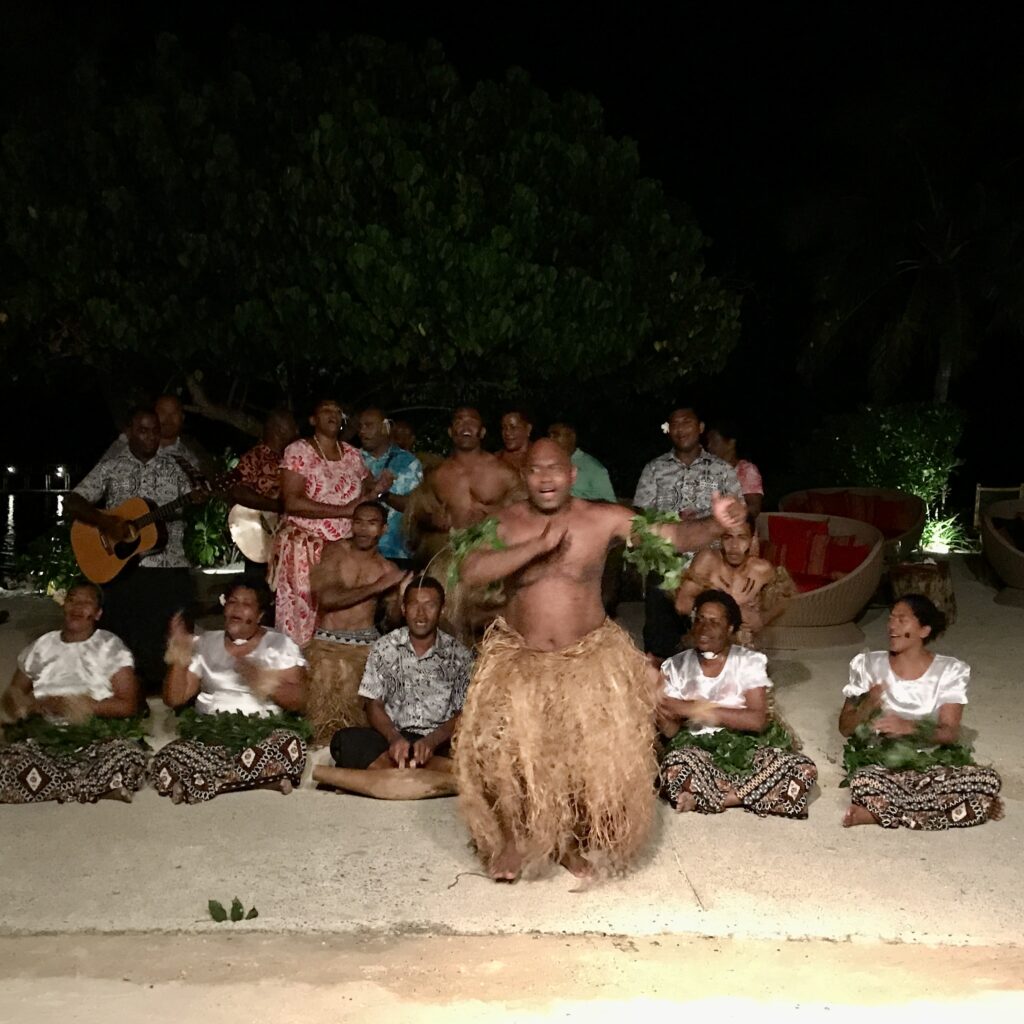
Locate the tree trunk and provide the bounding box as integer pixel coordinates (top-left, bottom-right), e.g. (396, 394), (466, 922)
(183, 373), (262, 438)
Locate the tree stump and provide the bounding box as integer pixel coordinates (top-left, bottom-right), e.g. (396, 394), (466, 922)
(889, 560), (957, 625)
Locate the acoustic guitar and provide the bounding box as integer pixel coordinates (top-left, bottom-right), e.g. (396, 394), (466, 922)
(71, 463), (236, 583)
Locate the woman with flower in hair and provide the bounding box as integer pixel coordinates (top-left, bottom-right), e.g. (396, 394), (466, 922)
(839, 593), (1002, 829)
(153, 578), (309, 803)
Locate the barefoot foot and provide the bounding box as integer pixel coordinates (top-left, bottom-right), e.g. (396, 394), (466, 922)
(673, 792), (698, 813)
(842, 804), (878, 828)
(559, 848), (593, 879)
(489, 842), (523, 882)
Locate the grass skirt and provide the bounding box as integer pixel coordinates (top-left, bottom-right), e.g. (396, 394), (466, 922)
(456, 617), (658, 876)
(151, 729), (307, 804)
(0, 739), (147, 804)
(304, 633), (376, 744)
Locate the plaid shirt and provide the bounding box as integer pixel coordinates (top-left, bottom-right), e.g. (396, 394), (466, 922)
(358, 627), (473, 734)
(632, 448), (742, 518)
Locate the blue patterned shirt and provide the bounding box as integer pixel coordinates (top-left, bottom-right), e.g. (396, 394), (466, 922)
(361, 445), (423, 559)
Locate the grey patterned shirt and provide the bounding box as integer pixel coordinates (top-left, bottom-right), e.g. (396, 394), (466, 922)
(73, 450), (194, 568)
(632, 448), (743, 518)
(358, 627), (474, 734)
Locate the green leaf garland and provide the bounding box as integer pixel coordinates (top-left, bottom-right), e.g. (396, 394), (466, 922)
(2, 715), (148, 754)
(177, 708), (311, 753)
(840, 718), (975, 786)
(663, 720), (795, 775)
(624, 510), (688, 593)
(447, 517), (507, 589)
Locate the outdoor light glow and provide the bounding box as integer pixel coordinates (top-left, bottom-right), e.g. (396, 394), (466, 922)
(5, 466), (14, 474)
(55, 466), (66, 477)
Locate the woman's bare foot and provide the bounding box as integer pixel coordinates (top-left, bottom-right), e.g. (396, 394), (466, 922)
(842, 804), (878, 827)
(489, 842), (523, 882)
(170, 782), (185, 805)
(277, 778), (293, 795)
(559, 848), (593, 879)
(673, 792), (698, 813)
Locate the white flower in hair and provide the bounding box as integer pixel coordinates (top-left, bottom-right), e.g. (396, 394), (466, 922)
(661, 422), (670, 434)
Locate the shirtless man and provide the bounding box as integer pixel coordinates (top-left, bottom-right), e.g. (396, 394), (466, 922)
(406, 407), (524, 637)
(419, 407), (523, 534)
(303, 502), (410, 745)
(456, 439), (745, 881)
(674, 518), (792, 646)
(497, 408), (533, 472)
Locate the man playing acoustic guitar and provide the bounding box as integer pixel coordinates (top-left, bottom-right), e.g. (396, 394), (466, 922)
(66, 407), (201, 691)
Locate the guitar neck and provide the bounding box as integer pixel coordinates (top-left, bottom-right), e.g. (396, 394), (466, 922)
(132, 495), (190, 530)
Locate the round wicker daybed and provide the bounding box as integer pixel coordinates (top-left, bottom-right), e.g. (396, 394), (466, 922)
(756, 512), (885, 649)
(779, 487), (925, 562)
(981, 498), (1024, 598)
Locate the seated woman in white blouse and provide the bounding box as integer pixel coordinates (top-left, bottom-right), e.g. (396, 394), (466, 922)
(153, 578), (308, 803)
(658, 590), (817, 818)
(839, 593), (1002, 830)
(0, 581), (147, 803)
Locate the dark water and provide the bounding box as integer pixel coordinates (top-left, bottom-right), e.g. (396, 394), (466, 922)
(1, 493), (66, 587)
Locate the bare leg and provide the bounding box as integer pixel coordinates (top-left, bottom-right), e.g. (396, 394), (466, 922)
(842, 804), (879, 827)
(312, 764), (458, 800)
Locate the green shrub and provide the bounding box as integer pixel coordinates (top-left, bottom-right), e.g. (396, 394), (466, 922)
(183, 449), (240, 569)
(10, 523), (80, 597)
(797, 403), (964, 514)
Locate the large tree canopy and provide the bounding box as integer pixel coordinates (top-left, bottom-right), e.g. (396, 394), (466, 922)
(0, 32), (739, 420)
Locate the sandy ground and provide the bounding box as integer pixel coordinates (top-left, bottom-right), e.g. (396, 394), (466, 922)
(2, 933), (1024, 1023)
(1, 555), (1023, 1020)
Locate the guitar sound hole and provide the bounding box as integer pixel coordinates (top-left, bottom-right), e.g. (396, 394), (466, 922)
(113, 538), (141, 561)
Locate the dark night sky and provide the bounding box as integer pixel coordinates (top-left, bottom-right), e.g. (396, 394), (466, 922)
(3, 2), (1023, 494)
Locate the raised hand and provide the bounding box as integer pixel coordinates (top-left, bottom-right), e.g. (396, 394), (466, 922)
(710, 491), (747, 531)
(377, 469), (396, 493)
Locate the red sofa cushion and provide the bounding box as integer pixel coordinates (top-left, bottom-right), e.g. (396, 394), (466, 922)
(768, 516), (829, 575)
(825, 540), (871, 575)
(806, 490), (851, 517)
(844, 492), (877, 526)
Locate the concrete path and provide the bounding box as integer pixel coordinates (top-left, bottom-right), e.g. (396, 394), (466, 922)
(1, 556), (1022, 946)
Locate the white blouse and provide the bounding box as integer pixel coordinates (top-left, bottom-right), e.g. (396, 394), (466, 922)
(189, 629), (307, 717)
(843, 651), (969, 720)
(661, 645), (772, 735)
(17, 629), (134, 702)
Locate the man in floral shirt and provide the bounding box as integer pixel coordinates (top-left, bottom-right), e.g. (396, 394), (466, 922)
(633, 407), (743, 660)
(66, 408), (197, 688)
(358, 407), (423, 568)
